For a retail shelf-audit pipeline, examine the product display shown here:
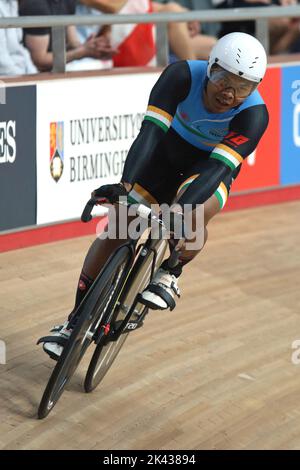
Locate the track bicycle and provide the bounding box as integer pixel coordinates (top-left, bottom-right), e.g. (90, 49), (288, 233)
(37, 197), (182, 419)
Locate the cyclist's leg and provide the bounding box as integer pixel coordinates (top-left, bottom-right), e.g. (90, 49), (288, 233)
(172, 191), (222, 267)
(69, 199), (134, 320)
(141, 162), (238, 310)
(70, 136), (177, 318)
(41, 136), (177, 357)
(171, 165), (238, 267)
(41, 204), (134, 360)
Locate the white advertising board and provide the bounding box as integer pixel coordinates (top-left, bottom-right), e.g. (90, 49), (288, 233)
(36, 72), (159, 224)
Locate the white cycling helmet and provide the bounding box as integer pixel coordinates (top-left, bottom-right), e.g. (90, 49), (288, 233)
(207, 32), (267, 84)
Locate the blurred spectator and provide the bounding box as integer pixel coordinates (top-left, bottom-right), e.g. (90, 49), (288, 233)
(154, 0), (221, 38)
(74, 2), (115, 70)
(217, 0), (276, 38)
(112, 0), (157, 66)
(19, 0), (118, 72)
(78, 0), (157, 66)
(216, 0), (300, 54)
(268, 0), (300, 54)
(0, 0), (37, 76)
(79, 0), (127, 13)
(152, 1), (217, 60)
(82, 0), (216, 64)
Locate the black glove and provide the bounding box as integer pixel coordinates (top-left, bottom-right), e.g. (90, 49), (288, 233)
(92, 183), (128, 204)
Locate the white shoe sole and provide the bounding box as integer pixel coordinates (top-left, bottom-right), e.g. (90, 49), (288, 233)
(140, 291), (168, 310)
(43, 343), (63, 361)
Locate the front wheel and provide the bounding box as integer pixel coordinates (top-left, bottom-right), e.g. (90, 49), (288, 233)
(38, 245), (132, 419)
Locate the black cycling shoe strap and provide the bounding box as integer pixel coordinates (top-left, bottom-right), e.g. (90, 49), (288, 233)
(146, 284), (176, 311)
(36, 336), (69, 347)
(50, 326), (64, 332)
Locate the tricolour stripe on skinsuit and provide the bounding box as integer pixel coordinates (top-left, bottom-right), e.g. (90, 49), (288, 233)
(144, 105), (173, 132)
(214, 181), (228, 209)
(128, 183), (158, 206)
(210, 143), (243, 170)
(176, 174), (200, 195)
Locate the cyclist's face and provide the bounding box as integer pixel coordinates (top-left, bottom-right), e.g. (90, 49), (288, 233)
(205, 65), (257, 113)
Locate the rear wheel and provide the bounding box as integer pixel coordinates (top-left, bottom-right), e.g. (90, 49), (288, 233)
(38, 246), (132, 419)
(84, 239), (168, 393)
(84, 331), (129, 393)
(84, 267), (151, 393)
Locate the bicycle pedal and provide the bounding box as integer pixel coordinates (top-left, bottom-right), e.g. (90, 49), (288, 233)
(43, 346), (60, 362)
(138, 295), (165, 310)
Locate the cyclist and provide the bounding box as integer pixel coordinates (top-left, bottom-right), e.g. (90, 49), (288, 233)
(41, 32), (269, 360)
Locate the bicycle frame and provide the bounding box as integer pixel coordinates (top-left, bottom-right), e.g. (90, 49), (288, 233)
(106, 235), (168, 343)
(81, 197), (180, 345)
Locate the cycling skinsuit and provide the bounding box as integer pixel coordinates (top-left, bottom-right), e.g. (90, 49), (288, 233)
(122, 60), (269, 209)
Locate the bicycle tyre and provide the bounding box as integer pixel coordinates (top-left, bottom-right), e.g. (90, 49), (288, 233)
(83, 243), (161, 393)
(38, 245), (132, 419)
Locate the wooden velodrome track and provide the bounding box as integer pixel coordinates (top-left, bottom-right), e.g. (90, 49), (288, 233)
(0, 200), (300, 450)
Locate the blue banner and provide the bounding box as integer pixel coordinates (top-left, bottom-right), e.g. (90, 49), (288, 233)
(281, 66), (300, 185)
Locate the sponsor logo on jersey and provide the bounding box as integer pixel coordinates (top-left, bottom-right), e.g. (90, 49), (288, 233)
(224, 131), (250, 147)
(209, 127), (229, 139)
(190, 121), (229, 141)
(180, 111), (190, 121)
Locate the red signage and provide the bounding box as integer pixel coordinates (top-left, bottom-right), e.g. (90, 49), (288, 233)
(232, 67), (281, 192)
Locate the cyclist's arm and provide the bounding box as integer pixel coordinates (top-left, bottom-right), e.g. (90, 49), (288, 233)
(122, 61), (191, 185)
(177, 104), (269, 208)
(80, 0), (127, 13)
